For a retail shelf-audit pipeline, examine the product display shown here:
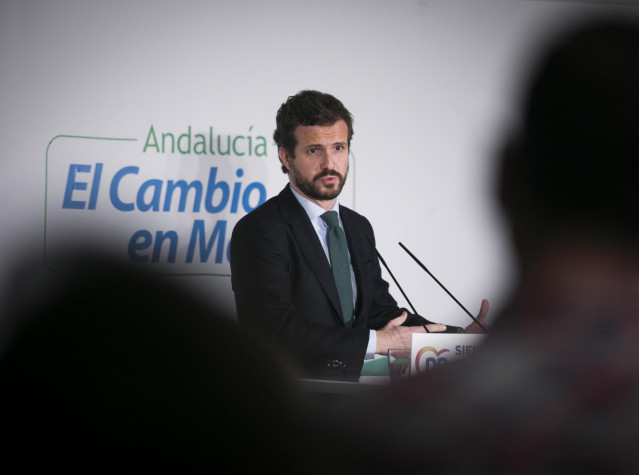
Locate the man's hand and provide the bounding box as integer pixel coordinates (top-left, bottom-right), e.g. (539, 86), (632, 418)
(376, 312), (446, 355)
(464, 299), (490, 334)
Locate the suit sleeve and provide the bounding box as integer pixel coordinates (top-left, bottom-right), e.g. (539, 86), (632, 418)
(230, 213), (369, 380)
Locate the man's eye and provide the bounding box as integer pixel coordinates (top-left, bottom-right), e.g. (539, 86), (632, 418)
(308, 148), (317, 154)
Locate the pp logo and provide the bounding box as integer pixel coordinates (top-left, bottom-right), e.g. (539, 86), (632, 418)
(414, 346), (450, 373)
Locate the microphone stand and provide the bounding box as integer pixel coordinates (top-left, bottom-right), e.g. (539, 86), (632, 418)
(399, 242), (488, 333)
(365, 235), (429, 332)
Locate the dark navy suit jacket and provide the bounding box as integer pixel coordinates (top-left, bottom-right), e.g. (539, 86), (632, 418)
(230, 185), (428, 379)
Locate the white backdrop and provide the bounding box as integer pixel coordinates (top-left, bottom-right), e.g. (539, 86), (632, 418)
(1, 0), (637, 326)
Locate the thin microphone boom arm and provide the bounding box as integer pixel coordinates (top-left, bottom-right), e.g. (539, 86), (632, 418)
(365, 235), (429, 332)
(399, 242), (488, 333)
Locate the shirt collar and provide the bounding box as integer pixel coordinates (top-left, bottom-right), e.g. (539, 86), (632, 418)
(289, 184), (340, 223)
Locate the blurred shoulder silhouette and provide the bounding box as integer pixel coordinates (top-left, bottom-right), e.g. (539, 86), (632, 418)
(0, 247), (328, 472)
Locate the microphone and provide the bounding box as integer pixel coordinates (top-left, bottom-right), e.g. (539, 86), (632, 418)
(366, 235), (464, 334)
(399, 242), (488, 333)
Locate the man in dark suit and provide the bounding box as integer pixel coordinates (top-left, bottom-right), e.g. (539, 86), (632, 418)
(230, 90), (488, 380)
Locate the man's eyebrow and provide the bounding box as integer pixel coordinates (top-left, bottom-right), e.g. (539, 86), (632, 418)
(303, 141), (347, 149)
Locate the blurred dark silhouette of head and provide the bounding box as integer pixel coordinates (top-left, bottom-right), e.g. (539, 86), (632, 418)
(323, 18), (639, 475)
(0, 248), (324, 472)
(499, 18), (639, 266)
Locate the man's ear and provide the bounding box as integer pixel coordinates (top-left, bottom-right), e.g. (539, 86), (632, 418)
(278, 147), (291, 172)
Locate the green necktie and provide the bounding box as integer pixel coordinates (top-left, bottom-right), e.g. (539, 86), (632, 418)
(321, 211), (354, 327)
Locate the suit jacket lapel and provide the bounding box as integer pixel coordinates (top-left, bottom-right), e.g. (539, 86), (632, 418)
(278, 186), (345, 324)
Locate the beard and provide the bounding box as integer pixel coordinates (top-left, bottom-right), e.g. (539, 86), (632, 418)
(289, 164), (348, 202)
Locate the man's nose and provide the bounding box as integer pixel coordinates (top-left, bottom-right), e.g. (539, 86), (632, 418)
(322, 151), (337, 170)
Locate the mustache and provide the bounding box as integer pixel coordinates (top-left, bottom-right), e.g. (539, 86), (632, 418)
(313, 170), (343, 181)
